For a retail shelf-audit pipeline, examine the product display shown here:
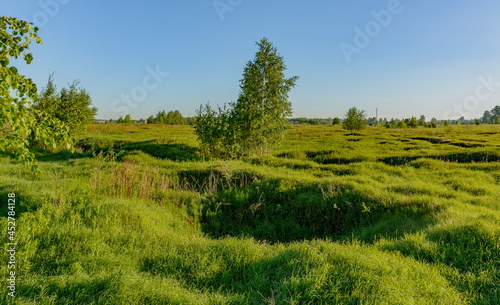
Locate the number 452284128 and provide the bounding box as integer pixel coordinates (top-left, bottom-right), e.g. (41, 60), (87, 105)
(7, 193), (15, 242)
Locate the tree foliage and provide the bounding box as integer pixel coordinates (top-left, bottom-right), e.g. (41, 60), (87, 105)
(343, 107), (366, 131)
(148, 110), (185, 125)
(193, 37), (298, 157)
(480, 106), (500, 124)
(232, 37), (298, 155)
(117, 114), (134, 123)
(409, 116), (419, 128)
(0, 16), (71, 170)
(194, 103), (236, 158)
(418, 115), (426, 126)
(292, 118), (331, 125)
(33, 74), (97, 134)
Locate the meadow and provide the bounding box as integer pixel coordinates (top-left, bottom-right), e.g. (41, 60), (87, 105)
(0, 123), (499, 304)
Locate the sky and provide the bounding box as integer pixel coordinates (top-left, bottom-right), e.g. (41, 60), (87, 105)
(3, 0), (500, 120)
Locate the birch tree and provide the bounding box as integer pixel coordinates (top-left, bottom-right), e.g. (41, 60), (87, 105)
(0, 16), (71, 170)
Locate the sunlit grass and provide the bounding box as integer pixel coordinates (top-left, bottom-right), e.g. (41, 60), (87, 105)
(0, 123), (499, 304)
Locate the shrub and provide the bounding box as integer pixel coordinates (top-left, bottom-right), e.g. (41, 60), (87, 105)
(409, 116), (419, 128)
(397, 121), (407, 128)
(343, 107), (367, 131)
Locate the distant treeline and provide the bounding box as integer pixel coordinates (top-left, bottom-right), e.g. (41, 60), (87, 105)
(481, 106), (500, 124)
(290, 105), (500, 127)
(146, 110), (186, 125)
(290, 118), (334, 125)
(106, 110), (193, 124)
(101, 105), (500, 126)
(376, 105), (500, 128)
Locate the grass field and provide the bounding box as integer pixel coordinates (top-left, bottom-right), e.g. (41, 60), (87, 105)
(1, 123), (499, 304)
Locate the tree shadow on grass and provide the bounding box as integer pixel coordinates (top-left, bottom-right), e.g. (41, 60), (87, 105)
(34, 150), (92, 162)
(26, 140), (204, 163)
(115, 141), (203, 162)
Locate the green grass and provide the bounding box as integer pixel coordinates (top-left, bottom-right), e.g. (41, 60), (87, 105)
(0, 123), (499, 304)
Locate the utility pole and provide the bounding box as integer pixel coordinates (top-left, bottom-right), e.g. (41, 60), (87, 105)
(376, 108), (378, 121)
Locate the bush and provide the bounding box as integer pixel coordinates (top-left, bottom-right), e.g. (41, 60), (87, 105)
(343, 107), (366, 131)
(409, 116), (419, 128)
(149, 110), (186, 125)
(193, 103), (236, 158)
(397, 121), (407, 128)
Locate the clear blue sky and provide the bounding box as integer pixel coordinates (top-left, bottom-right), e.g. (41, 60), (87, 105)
(4, 0), (500, 120)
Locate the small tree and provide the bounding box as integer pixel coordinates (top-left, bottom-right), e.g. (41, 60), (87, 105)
(156, 110), (166, 124)
(34, 75), (97, 134)
(232, 37), (298, 155)
(397, 120), (407, 129)
(343, 107), (366, 131)
(409, 116), (419, 128)
(123, 114), (134, 123)
(166, 110), (185, 125)
(367, 117), (378, 126)
(332, 117), (341, 125)
(194, 37), (298, 157)
(418, 115), (426, 126)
